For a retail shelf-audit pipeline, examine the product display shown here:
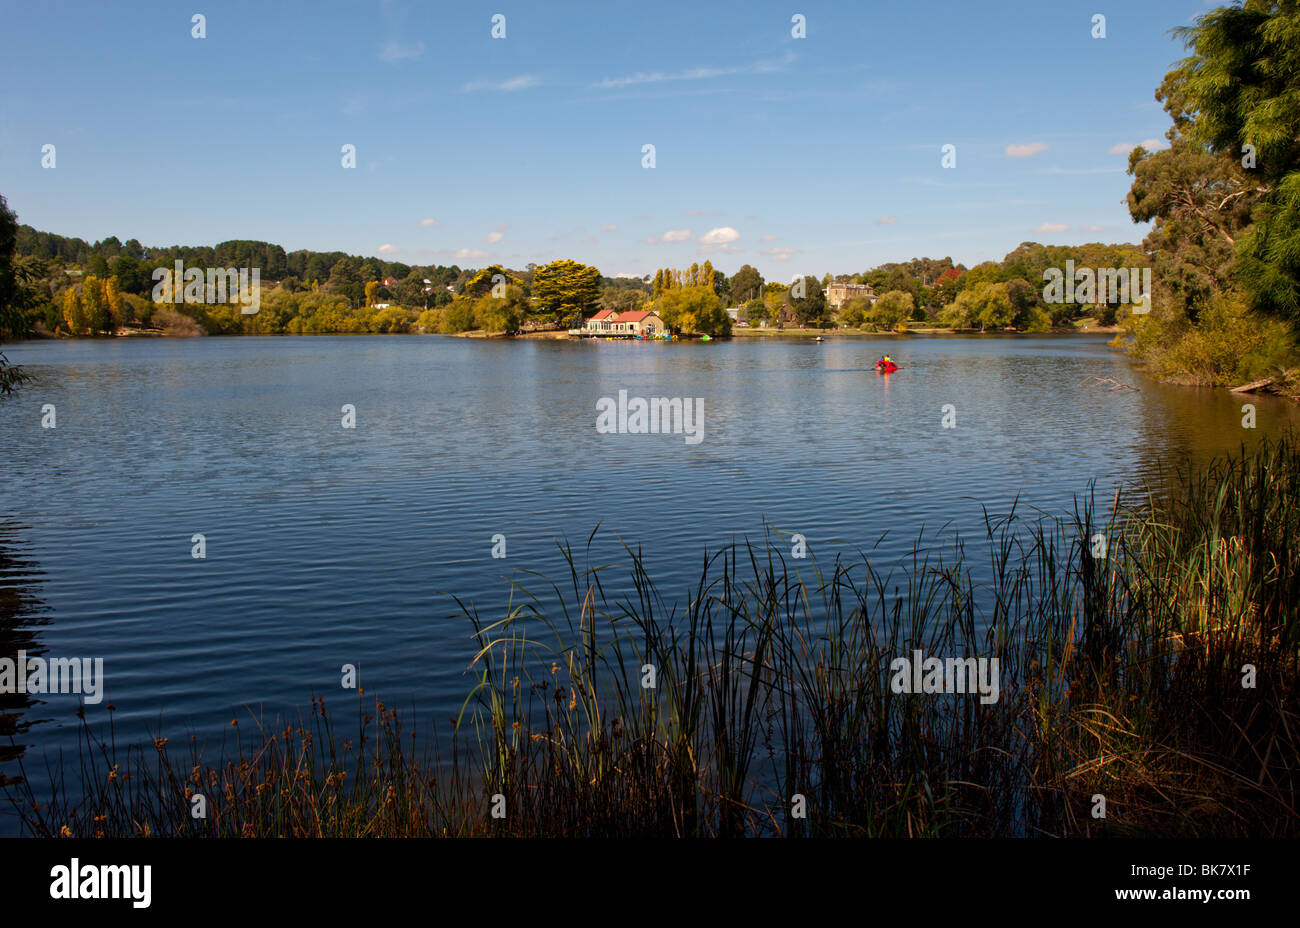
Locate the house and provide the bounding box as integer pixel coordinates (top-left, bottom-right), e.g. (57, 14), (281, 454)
(383, 277), (398, 287)
(613, 310), (665, 335)
(571, 309), (666, 337)
(824, 281), (877, 309)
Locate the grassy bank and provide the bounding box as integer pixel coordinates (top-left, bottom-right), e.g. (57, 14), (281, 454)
(5, 437), (1298, 837)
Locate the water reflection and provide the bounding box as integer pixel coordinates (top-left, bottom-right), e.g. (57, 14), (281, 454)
(0, 523), (50, 788)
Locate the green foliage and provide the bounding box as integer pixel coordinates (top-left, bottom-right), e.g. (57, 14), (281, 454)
(837, 296), (871, 328)
(790, 275), (828, 326)
(599, 286), (647, 315)
(463, 265), (524, 299)
(472, 285), (528, 334)
(1125, 288), (1295, 386)
(867, 290), (914, 330)
(1237, 172), (1300, 322)
(439, 297), (477, 334)
(653, 285), (731, 337)
(730, 264), (764, 303)
(531, 259), (601, 324)
(1117, 0), (1300, 386)
(939, 283), (1007, 330)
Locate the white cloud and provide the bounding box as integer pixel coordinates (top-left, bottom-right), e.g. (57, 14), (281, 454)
(602, 224), (618, 233)
(1006, 142), (1049, 158)
(377, 244), (400, 254)
(760, 247), (798, 262)
(1035, 222), (1069, 234)
(485, 232), (504, 244)
(760, 234), (778, 242)
(462, 75), (538, 93)
(699, 226), (740, 245)
(497, 223), (510, 231)
(582, 235), (597, 243)
(1109, 138), (1169, 155)
(594, 51), (795, 89)
(379, 41), (425, 62)
(455, 248), (489, 259)
(1081, 224), (1105, 233)
(876, 216), (898, 225)
(653, 229), (692, 243)
(419, 218), (439, 227)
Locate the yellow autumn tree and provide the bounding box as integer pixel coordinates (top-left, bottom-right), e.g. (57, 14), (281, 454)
(104, 275), (126, 326)
(62, 287), (86, 334)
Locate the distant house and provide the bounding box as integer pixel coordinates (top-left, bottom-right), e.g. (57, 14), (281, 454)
(383, 277), (398, 287)
(614, 310), (664, 335)
(373, 302), (394, 309)
(572, 309), (666, 337)
(725, 307), (740, 321)
(824, 281), (877, 309)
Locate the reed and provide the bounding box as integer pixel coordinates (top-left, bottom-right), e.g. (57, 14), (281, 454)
(6, 437), (1298, 837)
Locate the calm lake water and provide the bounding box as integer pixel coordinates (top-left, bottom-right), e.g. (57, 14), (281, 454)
(1, 333), (1297, 828)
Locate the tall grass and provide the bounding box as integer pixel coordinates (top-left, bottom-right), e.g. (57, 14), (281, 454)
(6, 437), (1299, 837)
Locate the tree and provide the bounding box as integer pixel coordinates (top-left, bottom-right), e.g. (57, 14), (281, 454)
(1154, 1), (1300, 321)
(974, 283), (1015, 330)
(868, 290), (914, 330)
(531, 259), (601, 324)
(600, 286), (646, 315)
(463, 265), (523, 298)
(790, 275), (828, 326)
(744, 298), (770, 326)
(731, 264), (763, 303)
(838, 296), (871, 328)
(1127, 139), (1253, 320)
(473, 285), (528, 334)
(61, 287), (86, 335)
(364, 280), (380, 307)
(104, 275), (128, 326)
(0, 194), (34, 395)
(440, 296), (477, 333)
(653, 285), (731, 337)
(82, 274), (112, 334)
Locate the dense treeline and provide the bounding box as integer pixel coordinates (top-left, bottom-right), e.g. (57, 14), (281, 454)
(1117, 0), (1300, 394)
(0, 208), (1151, 342)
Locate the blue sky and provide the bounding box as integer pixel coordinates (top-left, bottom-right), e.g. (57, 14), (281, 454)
(1, 0), (1211, 280)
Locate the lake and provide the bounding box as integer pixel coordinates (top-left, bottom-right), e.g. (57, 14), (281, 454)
(1, 333), (1296, 829)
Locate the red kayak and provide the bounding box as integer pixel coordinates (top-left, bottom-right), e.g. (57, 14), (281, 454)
(874, 361), (900, 373)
